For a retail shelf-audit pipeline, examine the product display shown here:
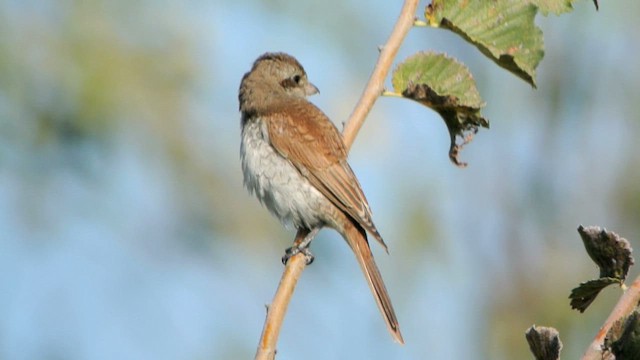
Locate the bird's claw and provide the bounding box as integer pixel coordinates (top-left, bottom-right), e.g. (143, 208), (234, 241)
(282, 246), (314, 265)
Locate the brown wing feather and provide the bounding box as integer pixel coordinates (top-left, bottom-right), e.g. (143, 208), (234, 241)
(265, 99), (387, 250)
(306, 163), (387, 250)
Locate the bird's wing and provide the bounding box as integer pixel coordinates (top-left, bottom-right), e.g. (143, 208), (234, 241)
(265, 100), (388, 250)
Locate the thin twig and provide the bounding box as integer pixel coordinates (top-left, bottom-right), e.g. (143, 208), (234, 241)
(254, 0), (420, 358)
(342, 0), (418, 150)
(581, 274), (640, 360)
(254, 243), (307, 360)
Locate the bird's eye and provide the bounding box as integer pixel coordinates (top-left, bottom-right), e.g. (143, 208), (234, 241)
(280, 74), (304, 90)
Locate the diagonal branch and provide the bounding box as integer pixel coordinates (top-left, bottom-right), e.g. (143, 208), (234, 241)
(342, 0), (418, 150)
(254, 1), (420, 359)
(254, 231), (308, 360)
(581, 274), (640, 360)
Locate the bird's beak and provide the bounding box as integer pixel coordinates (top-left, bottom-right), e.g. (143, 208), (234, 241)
(304, 82), (319, 96)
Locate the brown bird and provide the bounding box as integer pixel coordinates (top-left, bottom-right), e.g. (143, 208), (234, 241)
(239, 52), (403, 344)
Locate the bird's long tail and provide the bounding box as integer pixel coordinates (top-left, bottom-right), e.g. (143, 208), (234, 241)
(343, 220), (404, 344)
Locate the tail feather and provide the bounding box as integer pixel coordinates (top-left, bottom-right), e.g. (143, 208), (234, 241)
(344, 221), (404, 344)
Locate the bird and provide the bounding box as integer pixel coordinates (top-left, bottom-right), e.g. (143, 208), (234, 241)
(239, 52), (403, 344)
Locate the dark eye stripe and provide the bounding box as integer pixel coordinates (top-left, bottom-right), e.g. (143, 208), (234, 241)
(280, 77), (298, 89)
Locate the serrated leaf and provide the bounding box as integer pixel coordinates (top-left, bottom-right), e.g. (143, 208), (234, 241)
(531, 0), (576, 16)
(569, 278), (620, 313)
(525, 325), (563, 360)
(425, 0), (544, 87)
(391, 51), (489, 167)
(578, 225), (634, 281)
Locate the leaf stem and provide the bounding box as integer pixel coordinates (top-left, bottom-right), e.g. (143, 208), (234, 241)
(381, 90), (404, 98)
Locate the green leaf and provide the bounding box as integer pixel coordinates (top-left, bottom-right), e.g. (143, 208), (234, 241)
(391, 51), (489, 167)
(425, 0), (544, 87)
(531, 0), (576, 16)
(569, 278), (620, 313)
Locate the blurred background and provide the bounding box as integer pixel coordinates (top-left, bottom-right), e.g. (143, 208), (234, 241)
(1, 0), (639, 359)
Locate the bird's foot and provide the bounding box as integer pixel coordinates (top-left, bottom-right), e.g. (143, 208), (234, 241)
(282, 246), (314, 265)
(282, 228), (319, 265)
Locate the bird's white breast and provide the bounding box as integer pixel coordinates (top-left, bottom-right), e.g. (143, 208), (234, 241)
(240, 117), (330, 230)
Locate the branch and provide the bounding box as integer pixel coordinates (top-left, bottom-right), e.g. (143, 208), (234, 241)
(581, 274), (640, 360)
(254, 0), (420, 358)
(343, 0), (419, 150)
(255, 241), (307, 360)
